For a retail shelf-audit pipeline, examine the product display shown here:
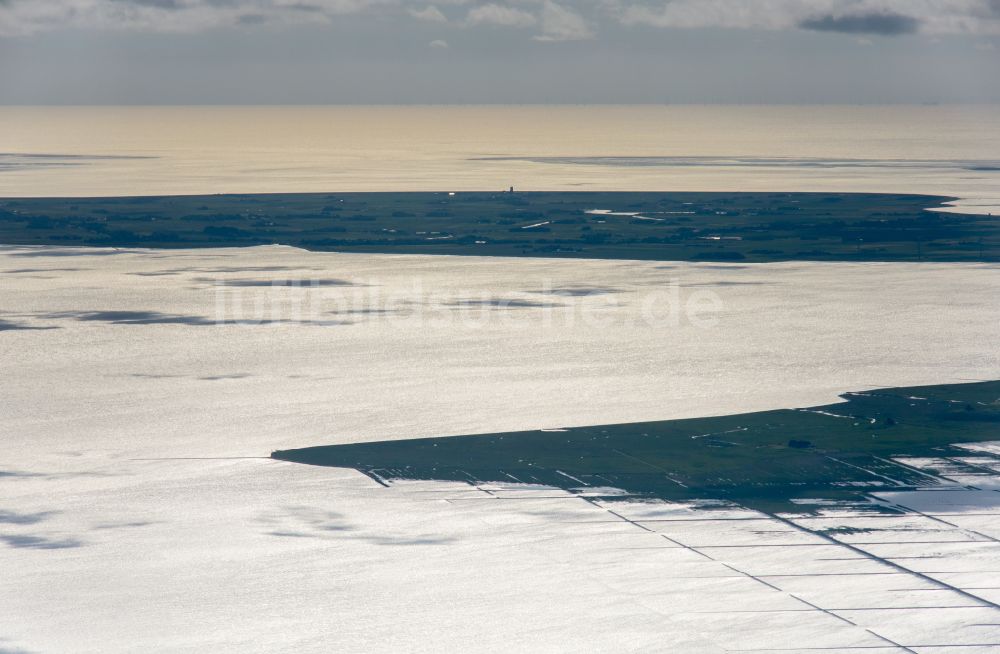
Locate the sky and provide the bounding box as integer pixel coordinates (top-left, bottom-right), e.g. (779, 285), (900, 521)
(1, 0), (999, 104)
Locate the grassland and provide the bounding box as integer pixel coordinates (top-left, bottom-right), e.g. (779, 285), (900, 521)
(273, 380), (1000, 512)
(1, 191), (997, 262)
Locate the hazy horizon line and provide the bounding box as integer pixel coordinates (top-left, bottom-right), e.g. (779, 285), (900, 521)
(2, 102), (999, 108)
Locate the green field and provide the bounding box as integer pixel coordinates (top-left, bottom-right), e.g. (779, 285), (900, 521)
(273, 380), (1000, 512)
(2, 191), (997, 262)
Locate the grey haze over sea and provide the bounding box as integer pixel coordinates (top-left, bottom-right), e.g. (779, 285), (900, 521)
(1, 105), (999, 214)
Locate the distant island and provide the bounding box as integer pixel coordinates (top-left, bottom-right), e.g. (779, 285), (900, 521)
(1, 191), (997, 263)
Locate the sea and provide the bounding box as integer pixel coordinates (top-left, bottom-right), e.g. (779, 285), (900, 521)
(1, 105), (999, 213)
(4, 105), (1000, 652)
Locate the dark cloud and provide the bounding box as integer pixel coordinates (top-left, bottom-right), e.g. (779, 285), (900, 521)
(0, 534), (83, 550)
(114, 0), (185, 8)
(799, 12), (920, 36)
(128, 265), (323, 276)
(200, 277), (359, 287)
(0, 469), (114, 481)
(0, 640), (38, 654)
(1, 1), (998, 103)
(0, 509), (56, 525)
(45, 309), (352, 327)
(448, 298), (563, 309)
(257, 506), (455, 546)
(0, 470), (44, 479)
(197, 373), (252, 380)
(236, 13), (268, 25)
(0, 509), (83, 550)
(689, 265), (752, 270)
(328, 307), (399, 316)
(532, 285), (622, 297)
(0, 319), (59, 331)
(194, 266), (324, 272)
(91, 521), (157, 530)
(9, 249), (144, 257)
(51, 310), (219, 325)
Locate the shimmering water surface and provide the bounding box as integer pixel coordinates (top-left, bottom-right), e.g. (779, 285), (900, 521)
(3, 106), (1000, 653)
(1, 106), (999, 213)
